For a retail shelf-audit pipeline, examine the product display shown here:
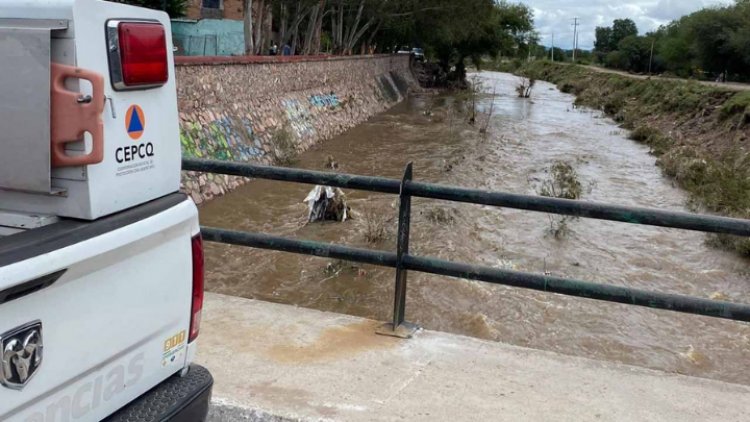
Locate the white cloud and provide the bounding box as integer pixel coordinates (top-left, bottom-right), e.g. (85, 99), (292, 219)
(519, 0), (734, 50)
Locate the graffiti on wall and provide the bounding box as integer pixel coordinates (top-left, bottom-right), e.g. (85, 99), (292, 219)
(180, 114), (265, 161)
(282, 99), (316, 139)
(309, 93), (340, 108)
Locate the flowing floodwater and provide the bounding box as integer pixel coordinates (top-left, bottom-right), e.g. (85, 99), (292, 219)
(200, 72), (750, 384)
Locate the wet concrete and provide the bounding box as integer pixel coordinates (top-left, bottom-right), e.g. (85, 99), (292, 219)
(199, 72), (750, 385)
(199, 293), (750, 422)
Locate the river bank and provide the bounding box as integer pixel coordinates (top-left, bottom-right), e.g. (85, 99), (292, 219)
(176, 55), (417, 204)
(513, 61), (750, 255)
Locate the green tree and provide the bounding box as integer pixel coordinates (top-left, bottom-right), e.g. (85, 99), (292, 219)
(594, 26), (612, 52)
(594, 26), (613, 62)
(616, 35), (653, 72)
(650, 0), (750, 80)
(371, 0), (533, 80)
(610, 18), (638, 50)
(604, 50), (628, 69)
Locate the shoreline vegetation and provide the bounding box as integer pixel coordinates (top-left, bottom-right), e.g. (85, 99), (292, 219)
(490, 60), (750, 256)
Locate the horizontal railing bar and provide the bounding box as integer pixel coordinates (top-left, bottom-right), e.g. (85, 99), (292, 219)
(183, 158), (401, 194)
(201, 227), (750, 323)
(183, 159), (750, 236)
(403, 255), (750, 323)
(201, 227), (397, 268)
(405, 181), (750, 237)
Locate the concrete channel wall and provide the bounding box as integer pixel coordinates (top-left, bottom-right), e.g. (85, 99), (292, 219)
(176, 55), (417, 204)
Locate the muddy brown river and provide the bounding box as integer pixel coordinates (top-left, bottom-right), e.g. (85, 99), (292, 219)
(200, 72), (750, 385)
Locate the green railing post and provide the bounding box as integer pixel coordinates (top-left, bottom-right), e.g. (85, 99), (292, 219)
(378, 163), (420, 338)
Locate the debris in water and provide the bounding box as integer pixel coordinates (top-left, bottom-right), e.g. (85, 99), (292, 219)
(709, 291), (730, 301)
(324, 262), (341, 276)
(495, 259), (516, 270)
(424, 207), (457, 225)
(304, 186), (350, 222)
(679, 345), (710, 366)
(325, 155), (339, 170)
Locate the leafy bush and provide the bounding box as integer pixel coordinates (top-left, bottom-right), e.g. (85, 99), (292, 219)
(629, 126), (672, 155)
(539, 161), (583, 239)
(539, 161), (583, 200)
(720, 92), (750, 121)
(361, 210), (390, 244)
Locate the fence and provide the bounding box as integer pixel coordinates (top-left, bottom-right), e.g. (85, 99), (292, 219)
(183, 158), (750, 338)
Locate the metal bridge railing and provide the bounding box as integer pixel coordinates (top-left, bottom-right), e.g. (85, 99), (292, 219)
(183, 158), (750, 338)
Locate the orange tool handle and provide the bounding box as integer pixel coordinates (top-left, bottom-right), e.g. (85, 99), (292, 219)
(50, 63), (105, 168)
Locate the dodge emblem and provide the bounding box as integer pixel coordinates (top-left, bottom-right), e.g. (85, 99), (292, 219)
(1, 321), (43, 390)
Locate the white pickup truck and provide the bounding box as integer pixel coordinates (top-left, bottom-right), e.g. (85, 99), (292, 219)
(0, 1), (212, 421)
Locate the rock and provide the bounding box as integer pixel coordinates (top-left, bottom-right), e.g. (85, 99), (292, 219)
(325, 155), (339, 170)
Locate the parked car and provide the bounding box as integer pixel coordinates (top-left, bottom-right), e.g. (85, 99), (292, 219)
(412, 48), (425, 62)
(396, 46), (412, 55)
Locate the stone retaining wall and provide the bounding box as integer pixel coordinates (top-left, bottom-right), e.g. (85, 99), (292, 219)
(177, 55), (416, 204)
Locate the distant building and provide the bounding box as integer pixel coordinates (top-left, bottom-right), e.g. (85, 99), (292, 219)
(184, 0), (246, 21)
(172, 18), (244, 56)
(174, 0), (275, 57)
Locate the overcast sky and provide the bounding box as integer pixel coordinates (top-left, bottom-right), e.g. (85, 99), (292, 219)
(522, 0), (735, 50)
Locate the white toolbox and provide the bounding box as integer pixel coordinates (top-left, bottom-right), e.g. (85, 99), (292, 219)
(0, 0), (181, 220)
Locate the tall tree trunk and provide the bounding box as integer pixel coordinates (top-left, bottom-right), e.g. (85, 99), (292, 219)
(243, 0), (254, 55)
(337, 2), (344, 52)
(263, 5), (272, 52)
(290, 0), (304, 55)
(279, 3), (287, 49)
(303, 4), (320, 55)
(365, 20), (381, 53)
(312, 0), (327, 54)
(343, 0), (364, 55)
(254, 0), (265, 54)
(332, 4), (344, 53)
(346, 17), (373, 54)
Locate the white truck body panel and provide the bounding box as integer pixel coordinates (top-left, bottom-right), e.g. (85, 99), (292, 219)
(0, 199), (200, 422)
(0, 1), (208, 420)
(0, 0), (181, 220)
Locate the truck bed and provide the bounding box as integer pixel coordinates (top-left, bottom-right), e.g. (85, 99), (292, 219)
(0, 193), (187, 268)
(0, 192), (202, 421)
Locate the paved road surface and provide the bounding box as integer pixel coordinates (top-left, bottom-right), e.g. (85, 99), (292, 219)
(198, 293), (750, 421)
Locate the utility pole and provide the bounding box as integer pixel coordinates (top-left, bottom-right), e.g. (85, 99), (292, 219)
(648, 38), (655, 74)
(551, 32), (554, 62)
(571, 17), (579, 63)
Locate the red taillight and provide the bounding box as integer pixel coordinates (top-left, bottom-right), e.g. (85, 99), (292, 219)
(189, 234), (205, 343)
(107, 21), (168, 90)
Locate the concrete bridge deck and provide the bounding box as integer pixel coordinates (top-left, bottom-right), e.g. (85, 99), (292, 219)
(198, 293), (750, 421)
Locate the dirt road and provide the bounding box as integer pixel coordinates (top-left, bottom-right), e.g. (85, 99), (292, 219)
(582, 65), (750, 91)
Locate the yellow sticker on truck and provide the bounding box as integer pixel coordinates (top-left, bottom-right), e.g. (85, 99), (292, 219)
(162, 330), (186, 367)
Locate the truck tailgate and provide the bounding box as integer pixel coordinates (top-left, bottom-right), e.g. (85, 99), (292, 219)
(0, 194), (199, 421)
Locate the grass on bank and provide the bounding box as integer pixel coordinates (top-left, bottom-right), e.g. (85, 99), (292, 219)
(496, 60), (750, 255)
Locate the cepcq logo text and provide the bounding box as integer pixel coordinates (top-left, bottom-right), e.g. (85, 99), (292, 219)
(116, 143), (155, 163)
(23, 353), (144, 422)
(117, 104), (155, 164)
